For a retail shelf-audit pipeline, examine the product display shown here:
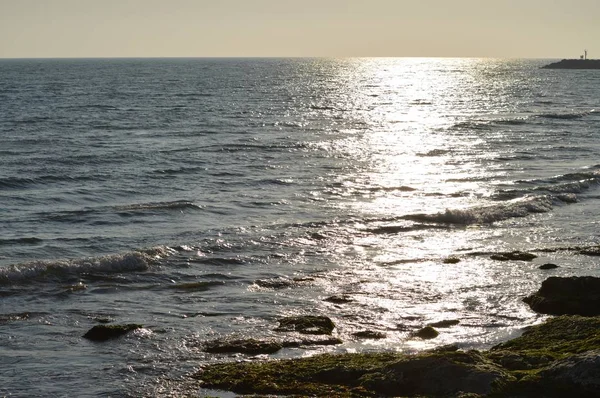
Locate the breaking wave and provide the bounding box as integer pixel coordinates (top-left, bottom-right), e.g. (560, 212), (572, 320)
(0, 248), (169, 285)
(403, 196), (555, 225)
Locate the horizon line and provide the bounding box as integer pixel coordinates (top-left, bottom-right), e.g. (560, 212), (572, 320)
(0, 56), (562, 60)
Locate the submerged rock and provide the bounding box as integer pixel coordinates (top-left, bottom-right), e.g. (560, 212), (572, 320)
(203, 336), (342, 355)
(352, 330), (387, 339)
(539, 263), (559, 270)
(204, 338), (283, 355)
(429, 319), (460, 328)
(414, 326), (439, 339)
(275, 315), (335, 335)
(443, 257), (461, 264)
(83, 324), (142, 341)
(579, 247), (600, 256)
(523, 276), (600, 316)
(490, 251), (537, 262)
(323, 295), (353, 304)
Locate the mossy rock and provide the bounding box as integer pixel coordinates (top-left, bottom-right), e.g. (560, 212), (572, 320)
(276, 315), (335, 335)
(195, 350), (514, 397)
(496, 350), (600, 397)
(523, 276), (600, 316)
(491, 315), (600, 361)
(83, 324), (142, 341)
(490, 251), (537, 262)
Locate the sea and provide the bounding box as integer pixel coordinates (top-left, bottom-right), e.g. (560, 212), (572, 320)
(1, 57), (600, 397)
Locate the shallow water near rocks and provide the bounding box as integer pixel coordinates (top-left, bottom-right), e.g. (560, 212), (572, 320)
(1, 58), (600, 396)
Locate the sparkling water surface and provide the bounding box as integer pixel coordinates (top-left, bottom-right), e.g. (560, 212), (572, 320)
(1, 58), (600, 396)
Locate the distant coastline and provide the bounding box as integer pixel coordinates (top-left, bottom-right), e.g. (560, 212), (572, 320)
(543, 59), (600, 69)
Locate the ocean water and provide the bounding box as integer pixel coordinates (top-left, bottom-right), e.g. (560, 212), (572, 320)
(1, 57), (600, 396)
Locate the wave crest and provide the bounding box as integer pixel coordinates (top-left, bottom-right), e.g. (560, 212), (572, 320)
(0, 249), (165, 285)
(403, 196), (554, 225)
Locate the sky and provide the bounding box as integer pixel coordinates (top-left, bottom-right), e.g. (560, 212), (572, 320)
(1, 0), (598, 58)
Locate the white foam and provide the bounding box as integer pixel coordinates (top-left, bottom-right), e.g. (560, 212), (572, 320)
(0, 250), (163, 285)
(405, 196), (554, 225)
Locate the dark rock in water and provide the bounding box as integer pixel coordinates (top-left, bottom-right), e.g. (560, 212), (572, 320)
(414, 326), (439, 339)
(204, 338), (284, 355)
(429, 319), (460, 328)
(579, 247), (600, 256)
(523, 276), (600, 316)
(490, 251), (537, 261)
(352, 330), (387, 339)
(0, 312), (31, 324)
(254, 277), (294, 289)
(309, 232), (328, 240)
(275, 315), (335, 335)
(539, 263), (559, 270)
(323, 295), (353, 304)
(443, 257), (461, 264)
(203, 336), (343, 355)
(299, 336), (343, 347)
(196, 350), (514, 397)
(83, 324), (142, 341)
(93, 317), (114, 324)
(430, 344), (460, 353)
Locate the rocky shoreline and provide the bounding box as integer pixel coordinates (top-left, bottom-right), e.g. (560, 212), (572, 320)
(75, 246), (600, 396)
(189, 269), (600, 397)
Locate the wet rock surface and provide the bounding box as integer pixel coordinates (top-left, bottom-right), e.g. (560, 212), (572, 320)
(429, 319), (460, 328)
(324, 295), (354, 304)
(413, 326), (439, 339)
(275, 315), (335, 335)
(352, 330), (387, 339)
(539, 263), (559, 270)
(83, 324), (142, 341)
(194, 315), (600, 397)
(523, 276), (600, 316)
(490, 251), (537, 261)
(203, 336), (343, 355)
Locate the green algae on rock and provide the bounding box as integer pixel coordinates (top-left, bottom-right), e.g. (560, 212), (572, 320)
(489, 316), (600, 397)
(83, 324), (142, 341)
(194, 316), (600, 397)
(195, 350), (513, 397)
(491, 315), (600, 360)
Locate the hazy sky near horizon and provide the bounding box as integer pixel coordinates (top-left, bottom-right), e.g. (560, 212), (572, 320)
(1, 0), (598, 58)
